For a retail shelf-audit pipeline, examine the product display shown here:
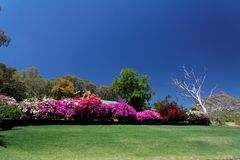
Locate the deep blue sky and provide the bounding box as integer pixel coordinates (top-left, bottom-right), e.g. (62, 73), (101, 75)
(1, 0), (240, 107)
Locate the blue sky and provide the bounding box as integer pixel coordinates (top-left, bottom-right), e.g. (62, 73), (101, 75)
(1, 0), (240, 107)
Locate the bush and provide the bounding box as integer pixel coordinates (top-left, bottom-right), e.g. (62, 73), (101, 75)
(187, 110), (210, 125)
(154, 97), (187, 123)
(18, 99), (42, 120)
(0, 103), (21, 130)
(110, 102), (137, 122)
(0, 95), (17, 105)
(73, 95), (103, 122)
(136, 110), (162, 122)
(0, 104), (21, 121)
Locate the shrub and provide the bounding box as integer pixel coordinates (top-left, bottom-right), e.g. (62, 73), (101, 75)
(0, 95), (17, 105)
(18, 99), (42, 120)
(36, 99), (60, 120)
(136, 110), (162, 122)
(0, 104), (21, 121)
(154, 97), (187, 123)
(110, 102), (137, 122)
(0, 104), (21, 130)
(56, 98), (75, 120)
(187, 110), (210, 125)
(73, 95), (103, 121)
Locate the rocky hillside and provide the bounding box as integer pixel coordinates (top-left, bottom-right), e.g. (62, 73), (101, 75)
(193, 92), (240, 113)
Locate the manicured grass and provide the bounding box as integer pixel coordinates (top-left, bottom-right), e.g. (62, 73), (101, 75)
(0, 125), (240, 160)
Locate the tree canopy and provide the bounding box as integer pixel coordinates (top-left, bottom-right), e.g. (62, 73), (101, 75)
(112, 68), (154, 111)
(51, 78), (74, 100)
(0, 8), (10, 46)
(0, 63), (27, 101)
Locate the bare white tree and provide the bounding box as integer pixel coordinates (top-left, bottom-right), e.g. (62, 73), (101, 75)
(173, 65), (216, 113)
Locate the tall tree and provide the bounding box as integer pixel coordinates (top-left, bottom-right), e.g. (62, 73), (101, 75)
(173, 65), (216, 113)
(51, 78), (74, 100)
(0, 63), (27, 101)
(112, 68), (154, 111)
(14, 67), (52, 99)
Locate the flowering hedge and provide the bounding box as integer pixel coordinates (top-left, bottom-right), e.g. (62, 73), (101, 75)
(1, 94), (209, 125)
(110, 102), (137, 122)
(17, 96), (139, 122)
(136, 110), (162, 122)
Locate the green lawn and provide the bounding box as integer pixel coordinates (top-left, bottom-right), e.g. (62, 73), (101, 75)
(0, 125), (240, 160)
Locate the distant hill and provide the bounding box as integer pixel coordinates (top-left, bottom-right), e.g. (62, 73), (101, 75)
(192, 92), (240, 113)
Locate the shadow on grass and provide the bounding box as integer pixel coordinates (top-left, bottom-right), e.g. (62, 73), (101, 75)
(0, 135), (6, 148)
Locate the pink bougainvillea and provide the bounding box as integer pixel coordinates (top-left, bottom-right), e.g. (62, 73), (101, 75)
(136, 110), (161, 122)
(110, 102), (137, 121)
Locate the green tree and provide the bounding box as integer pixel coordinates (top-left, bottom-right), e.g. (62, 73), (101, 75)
(0, 63), (27, 101)
(0, 8), (10, 46)
(62, 75), (97, 96)
(14, 67), (52, 99)
(51, 78), (74, 100)
(0, 30), (10, 46)
(112, 68), (154, 111)
(96, 86), (118, 101)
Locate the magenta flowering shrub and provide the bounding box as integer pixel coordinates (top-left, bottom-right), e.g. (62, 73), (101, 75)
(36, 99), (60, 120)
(110, 102), (137, 121)
(136, 110), (162, 122)
(34, 98), (76, 120)
(57, 99), (75, 120)
(0, 95), (17, 105)
(73, 96), (103, 121)
(98, 103), (113, 120)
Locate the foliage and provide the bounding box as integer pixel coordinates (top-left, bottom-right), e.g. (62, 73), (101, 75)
(62, 75), (97, 96)
(96, 86), (118, 101)
(136, 110), (162, 122)
(154, 96), (187, 123)
(51, 78), (74, 100)
(0, 30), (10, 47)
(0, 104), (21, 121)
(112, 68), (154, 111)
(14, 67), (52, 99)
(0, 63), (27, 101)
(0, 9), (10, 47)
